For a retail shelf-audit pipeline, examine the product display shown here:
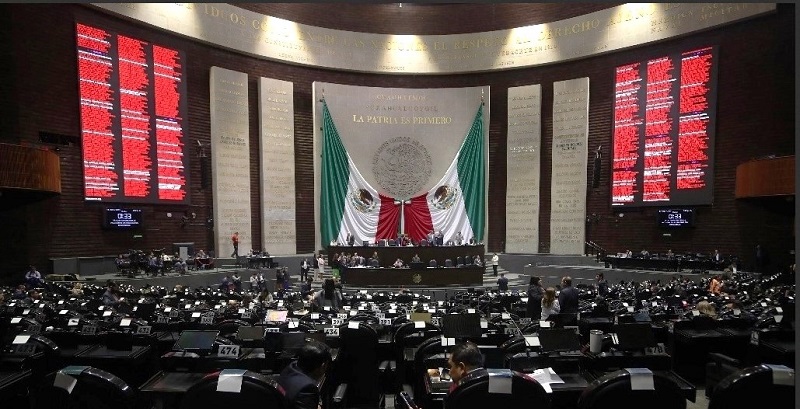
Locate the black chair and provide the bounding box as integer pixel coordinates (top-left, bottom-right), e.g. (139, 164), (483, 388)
(577, 369), (686, 409)
(429, 259), (438, 267)
(31, 366), (136, 409)
(334, 321), (381, 406)
(444, 370), (550, 409)
(708, 364), (795, 409)
(180, 369), (288, 409)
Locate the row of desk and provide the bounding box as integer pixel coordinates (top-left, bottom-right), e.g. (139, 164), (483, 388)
(340, 266), (485, 287)
(328, 244), (486, 269)
(604, 256), (727, 272)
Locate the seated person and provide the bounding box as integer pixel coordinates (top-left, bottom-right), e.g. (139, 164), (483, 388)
(24, 289), (42, 304)
(194, 249), (214, 269)
(12, 284), (27, 299)
(446, 342), (487, 394)
(709, 275), (723, 294)
(411, 254), (421, 263)
(454, 231), (463, 246)
(173, 257), (188, 274)
(24, 265), (43, 288)
(312, 278), (343, 311)
(696, 300), (718, 318)
(300, 277), (314, 297)
(102, 281), (120, 306)
(277, 340), (332, 409)
(468, 237), (476, 245)
(473, 255), (483, 266)
(393, 258), (405, 268)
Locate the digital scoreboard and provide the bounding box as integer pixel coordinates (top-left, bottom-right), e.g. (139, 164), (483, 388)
(77, 22), (189, 204)
(611, 46), (717, 207)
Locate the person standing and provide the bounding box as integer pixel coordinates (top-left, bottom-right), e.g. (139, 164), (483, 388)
(596, 273), (609, 297)
(230, 232), (239, 258)
(249, 272), (258, 291)
(541, 287), (561, 320)
(558, 276), (579, 314)
(491, 253), (499, 277)
(300, 258), (310, 282)
(232, 271), (242, 292)
(316, 254), (325, 281)
(497, 272), (508, 292)
(526, 276), (544, 320)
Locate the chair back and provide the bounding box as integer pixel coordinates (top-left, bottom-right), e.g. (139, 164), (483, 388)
(577, 369), (687, 409)
(32, 366), (135, 409)
(444, 370), (550, 409)
(709, 365), (795, 409)
(180, 370), (288, 409)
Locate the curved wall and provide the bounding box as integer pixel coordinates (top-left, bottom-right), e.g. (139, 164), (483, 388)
(0, 3), (793, 278)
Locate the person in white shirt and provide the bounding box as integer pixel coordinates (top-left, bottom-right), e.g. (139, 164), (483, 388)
(491, 253), (500, 277)
(249, 273), (258, 291)
(316, 255), (325, 281)
(541, 287), (561, 320)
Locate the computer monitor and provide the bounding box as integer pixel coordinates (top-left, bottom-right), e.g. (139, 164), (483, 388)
(133, 302), (157, 320)
(537, 328), (581, 353)
(174, 330), (219, 354)
(441, 313), (482, 339)
(266, 309), (289, 323)
(614, 323), (657, 351)
(410, 312), (432, 323)
(236, 325), (266, 341)
(281, 332), (326, 353)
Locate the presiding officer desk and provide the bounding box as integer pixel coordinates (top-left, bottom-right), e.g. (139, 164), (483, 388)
(328, 244), (486, 268)
(340, 266), (485, 287)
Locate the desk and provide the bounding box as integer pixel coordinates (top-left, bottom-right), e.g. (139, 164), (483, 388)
(340, 266), (484, 287)
(0, 369), (32, 407)
(248, 256), (274, 269)
(424, 370), (591, 409)
(75, 344), (155, 386)
(587, 369), (696, 402)
(329, 244), (485, 268)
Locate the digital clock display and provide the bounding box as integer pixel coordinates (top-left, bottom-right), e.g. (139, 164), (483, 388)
(103, 208), (143, 229)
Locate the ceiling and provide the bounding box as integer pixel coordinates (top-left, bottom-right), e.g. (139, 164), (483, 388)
(235, 3), (621, 35)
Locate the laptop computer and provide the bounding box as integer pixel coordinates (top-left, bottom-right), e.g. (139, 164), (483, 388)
(266, 309), (289, 323)
(236, 325), (266, 341)
(614, 323), (657, 351)
(441, 313), (482, 339)
(537, 328), (581, 354)
(173, 330), (219, 355)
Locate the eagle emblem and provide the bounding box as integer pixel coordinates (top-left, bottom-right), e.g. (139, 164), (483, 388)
(429, 185), (459, 210)
(349, 188), (376, 214)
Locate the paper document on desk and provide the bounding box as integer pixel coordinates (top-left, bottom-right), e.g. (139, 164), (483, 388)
(527, 367), (564, 393)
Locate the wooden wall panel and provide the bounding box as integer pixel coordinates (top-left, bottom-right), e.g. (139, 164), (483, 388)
(736, 156), (795, 198)
(0, 143), (61, 192)
(0, 3), (793, 278)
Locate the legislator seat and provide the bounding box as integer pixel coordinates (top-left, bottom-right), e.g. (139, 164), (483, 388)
(31, 366), (136, 409)
(708, 364), (795, 409)
(179, 369), (288, 409)
(444, 369), (550, 409)
(577, 369), (686, 409)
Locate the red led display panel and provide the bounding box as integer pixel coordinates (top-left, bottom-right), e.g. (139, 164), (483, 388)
(77, 23), (189, 204)
(611, 46), (717, 207)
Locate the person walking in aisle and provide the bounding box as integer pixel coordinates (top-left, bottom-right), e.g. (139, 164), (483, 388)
(230, 232), (239, 258)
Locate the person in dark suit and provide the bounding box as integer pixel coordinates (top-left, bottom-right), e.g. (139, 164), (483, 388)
(526, 276), (544, 319)
(446, 342), (487, 394)
(300, 258), (310, 282)
(277, 340), (332, 409)
(497, 273), (508, 292)
(346, 232), (355, 246)
(557, 276), (579, 314)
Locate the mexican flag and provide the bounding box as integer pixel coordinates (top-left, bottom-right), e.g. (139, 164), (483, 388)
(405, 104), (486, 243)
(320, 101), (400, 246)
